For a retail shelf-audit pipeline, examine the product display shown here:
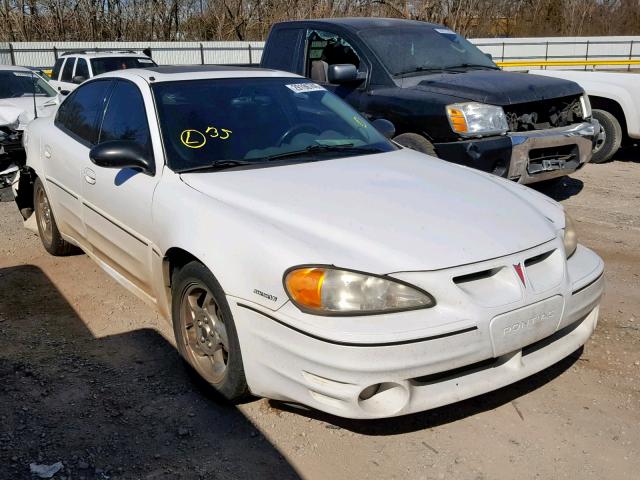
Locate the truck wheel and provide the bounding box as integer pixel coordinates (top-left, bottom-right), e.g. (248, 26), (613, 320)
(591, 109), (622, 164)
(393, 133), (437, 156)
(172, 261), (249, 401)
(33, 178), (77, 256)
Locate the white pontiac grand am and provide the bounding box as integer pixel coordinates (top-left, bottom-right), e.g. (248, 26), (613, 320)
(15, 66), (604, 419)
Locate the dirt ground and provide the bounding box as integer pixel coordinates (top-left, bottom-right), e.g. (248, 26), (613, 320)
(1, 150), (639, 480)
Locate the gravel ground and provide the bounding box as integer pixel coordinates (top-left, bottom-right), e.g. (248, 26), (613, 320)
(1, 150), (638, 479)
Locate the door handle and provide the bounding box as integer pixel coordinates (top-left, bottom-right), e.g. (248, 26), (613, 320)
(83, 168), (96, 185)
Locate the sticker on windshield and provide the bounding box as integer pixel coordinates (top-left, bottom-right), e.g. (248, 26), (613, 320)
(12, 72), (32, 77)
(285, 83), (326, 93)
(138, 58), (154, 64)
(434, 28), (456, 35)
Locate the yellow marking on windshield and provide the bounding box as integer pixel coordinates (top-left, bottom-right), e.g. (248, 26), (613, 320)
(180, 129), (207, 149)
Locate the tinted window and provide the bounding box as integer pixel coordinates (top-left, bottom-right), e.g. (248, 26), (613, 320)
(263, 29), (302, 72)
(55, 80), (112, 145)
(152, 78), (394, 172)
(306, 30), (362, 83)
(75, 58), (89, 80)
(61, 57), (76, 82)
(90, 57), (156, 75)
(51, 58), (64, 80)
(99, 81), (152, 156)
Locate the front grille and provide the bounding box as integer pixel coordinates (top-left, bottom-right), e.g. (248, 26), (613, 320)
(505, 94), (584, 132)
(527, 144), (579, 174)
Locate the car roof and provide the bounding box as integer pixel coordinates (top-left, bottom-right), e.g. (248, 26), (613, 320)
(0, 65), (32, 72)
(275, 17), (441, 32)
(96, 65), (302, 83)
(60, 51), (150, 59)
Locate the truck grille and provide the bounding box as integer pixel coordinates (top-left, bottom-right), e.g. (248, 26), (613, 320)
(504, 94), (584, 132)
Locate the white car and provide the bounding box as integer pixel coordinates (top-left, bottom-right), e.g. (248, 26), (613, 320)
(16, 66), (605, 419)
(1, 65), (60, 186)
(529, 69), (640, 163)
(48, 51), (157, 94)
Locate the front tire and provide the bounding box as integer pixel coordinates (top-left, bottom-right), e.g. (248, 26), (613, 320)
(33, 178), (77, 256)
(591, 109), (622, 164)
(393, 133), (437, 156)
(171, 261), (249, 401)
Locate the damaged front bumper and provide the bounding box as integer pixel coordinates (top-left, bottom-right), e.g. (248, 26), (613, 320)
(434, 120), (599, 184)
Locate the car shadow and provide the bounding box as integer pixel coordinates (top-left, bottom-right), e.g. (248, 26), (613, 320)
(271, 347), (582, 436)
(0, 265), (300, 480)
(530, 175), (584, 201)
(614, 145), (639, 163)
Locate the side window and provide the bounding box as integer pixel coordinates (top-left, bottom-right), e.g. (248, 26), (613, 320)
(61, 57), (76, 82)
(51, 58), (65, 80)
(55, 80), (112, 146)
(262, 28), (303, 73)
(99, 81), (153, 159)
(75, 58), (89, 80)
(306, 30), (362, 83)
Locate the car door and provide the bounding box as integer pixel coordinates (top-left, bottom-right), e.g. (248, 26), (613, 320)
(80, 78), (160, 300)
(45, 79), (113, 244)
(57, 56), (76, 94)
(304, 29), (367, 110)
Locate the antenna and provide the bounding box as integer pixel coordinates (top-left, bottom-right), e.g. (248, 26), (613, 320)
(31, 71), (38, 120)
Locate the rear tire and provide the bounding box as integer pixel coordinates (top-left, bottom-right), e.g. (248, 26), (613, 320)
(591, 109), (622, 164)
(33, 177), (77, 256)
(393, 133), (437, 156)
(171, 261), (249, 401)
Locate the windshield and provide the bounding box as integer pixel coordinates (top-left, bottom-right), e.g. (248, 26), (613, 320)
(91, 57), (156, 75)
(152, 77), (395, 172)
(0, 70), (56, 99)
(360, 26), (498, 76)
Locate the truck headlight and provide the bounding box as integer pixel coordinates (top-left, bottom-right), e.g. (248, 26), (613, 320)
(563, 213), (578, 258)
(446, 102), (508, 137)
(284, 266), (435, 315)
(580, 95), (592, 119)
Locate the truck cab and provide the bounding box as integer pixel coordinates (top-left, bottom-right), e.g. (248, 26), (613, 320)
(261, 18), (599, 184)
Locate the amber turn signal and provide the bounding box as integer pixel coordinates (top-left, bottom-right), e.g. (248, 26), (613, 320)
(285, 267), (326, 309)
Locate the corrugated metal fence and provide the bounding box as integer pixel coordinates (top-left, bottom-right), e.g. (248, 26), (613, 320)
(1, 36), (639, 70)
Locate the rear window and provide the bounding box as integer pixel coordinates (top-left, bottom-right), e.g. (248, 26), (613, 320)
(51, 58), (64, 80)
(61, 57), (75, 82)
(90, 57), (156, 75)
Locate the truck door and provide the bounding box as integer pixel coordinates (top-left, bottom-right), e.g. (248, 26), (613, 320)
(303, 29), (367, 111)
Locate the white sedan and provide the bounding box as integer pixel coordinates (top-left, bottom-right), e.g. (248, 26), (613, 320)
(15, 67), (604, 419)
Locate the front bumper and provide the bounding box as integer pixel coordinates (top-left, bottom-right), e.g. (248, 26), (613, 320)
(434, 121), (598, 184)
(231, 243), (604, 419)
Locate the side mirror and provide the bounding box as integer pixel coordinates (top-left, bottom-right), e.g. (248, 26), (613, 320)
(371, 118), (396, 139)
(328, 64), (359, 84)
(59, 89), (70, 96)
(72, 75), (86, 84)
(485, 53), (493, 60)
(89, 140), (154, 175)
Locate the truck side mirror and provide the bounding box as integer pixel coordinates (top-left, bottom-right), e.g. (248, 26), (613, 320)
(328, 64), (359, 84)
(485, 53), (493, 60)
(371, 119), (396, 139)
(72, 75), (86, 84)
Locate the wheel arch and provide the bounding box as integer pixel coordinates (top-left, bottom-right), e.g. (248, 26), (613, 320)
(589, 96), (629, 140)
(160, 246), (208, 316)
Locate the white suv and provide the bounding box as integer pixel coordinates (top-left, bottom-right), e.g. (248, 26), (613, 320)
(48, 51), (156, 94)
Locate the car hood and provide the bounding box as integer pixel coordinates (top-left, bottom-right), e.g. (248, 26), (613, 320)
(0, 96), (59, 129)
(405, 70), (583, 105)
(180, 149), (561, 273)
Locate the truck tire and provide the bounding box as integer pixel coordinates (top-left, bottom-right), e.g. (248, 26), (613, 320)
(393, 133), (437, 157)
(172, 261), (250, 402)
(591, 109), (622, 164)
(33, 177), (78, 256)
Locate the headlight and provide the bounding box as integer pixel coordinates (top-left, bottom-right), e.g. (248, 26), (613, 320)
(284, 266), (435, 315)
(563, 213), (578, 258)
(446, 102), (508, 137)
(580, 95), (592, 119)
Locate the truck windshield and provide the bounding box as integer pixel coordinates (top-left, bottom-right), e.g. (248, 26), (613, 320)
(0, 71), (56, 99)
(152, 77), (395, 172)
(360, 26), (498, 77)
(91, 57), (156, 75)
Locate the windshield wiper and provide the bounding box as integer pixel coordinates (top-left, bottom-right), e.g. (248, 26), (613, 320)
(443, 63), (500, 71)
(263, 144), (384, 162)
(394, 66), (447, 77)
(176, 159), (256, 173)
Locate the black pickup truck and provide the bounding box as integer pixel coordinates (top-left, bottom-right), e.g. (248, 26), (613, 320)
(260, 18), (599, 184)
